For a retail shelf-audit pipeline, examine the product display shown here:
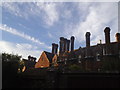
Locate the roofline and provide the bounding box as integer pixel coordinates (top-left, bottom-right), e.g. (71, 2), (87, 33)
(67, 41), (118, 52)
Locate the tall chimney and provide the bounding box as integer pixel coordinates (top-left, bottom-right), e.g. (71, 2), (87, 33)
(52, 43), (55, 54)
(104, 27), (111, 44)
(59, 37), (64, 53)
(85, 32), (91, 47)
(54, 44), (58, 54)
(28, 55), (31, 61)
(71, 36), (75, 51)
(67, 40), (70, 51)
(64, 38), (67, 52)
(115, 33), (120, 42)
(52, 43), (58, 54)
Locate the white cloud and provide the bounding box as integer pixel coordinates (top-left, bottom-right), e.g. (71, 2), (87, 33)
(2, 2), (60, 27)
(16, 43), (34, 50)
(2, 2), (74, 27)
(2, 2), (23, 18)
(0, 41), (42, 60)
(0, 30), (2, 41)
(1, 2), (118, 48)
(0, 24), (52, 51)
(64, 2), (118, 46)
(0, 24), (45, 45)
(63, 10), (72, 19)
(35, 2), (59, 27)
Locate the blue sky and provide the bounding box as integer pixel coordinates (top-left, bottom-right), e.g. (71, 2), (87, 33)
(0, 1), (118, 60)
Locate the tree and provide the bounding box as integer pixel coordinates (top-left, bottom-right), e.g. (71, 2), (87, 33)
(2, 53), (22, 88)
(68, 64), (84, 72)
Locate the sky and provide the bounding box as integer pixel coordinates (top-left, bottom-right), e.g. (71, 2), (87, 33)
(0, 1), (118, 60)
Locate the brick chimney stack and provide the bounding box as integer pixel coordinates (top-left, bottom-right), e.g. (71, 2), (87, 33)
(59, 37), (64, 53)
(54, 44), (58, 54)
(67, 39), (70, 51)
(85, 32), (91, 47)
(71, 36), (75, 51)
(52, 43), (55, 54)
(104, 27), (111, 44)
(64, 38), (67, 52)
(52, 43), (58, 54)
(115, 33), (120, 42)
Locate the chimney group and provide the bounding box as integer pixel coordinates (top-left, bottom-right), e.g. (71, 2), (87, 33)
(85, 27), (112, 48)
(59, 36), (74, 54)
(28, 55), (36, 62)
(51, 27), (118, 55)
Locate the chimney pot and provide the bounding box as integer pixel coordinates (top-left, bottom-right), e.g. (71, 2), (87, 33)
(85, 32), (91, 47)
(116, 33), (120, 42)
(64, 38), (67, 52)
(104, 27), (111, 44)
(67, 40), (70, 51)
(59, 37), (64, 53)
(71, 36), (75, 51)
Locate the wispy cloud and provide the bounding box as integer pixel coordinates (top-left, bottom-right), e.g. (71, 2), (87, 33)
(2, 2), (60, 27)
(2, 2), (23, 18)
(2, 2), (73, 28)
(1, 2), (118, 49)
(35, 2), (59, 26)
(0, 41), (42, 60)
(0, 24), (45, 45)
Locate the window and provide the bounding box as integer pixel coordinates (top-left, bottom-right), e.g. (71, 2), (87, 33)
(78, 55), (81, 59)
(103, 48), (105, 55)
(78, 60), (81, 63)
(78, 55), (81, 63)
(96, 53), (100, 61)
(65, 61), (66, 64)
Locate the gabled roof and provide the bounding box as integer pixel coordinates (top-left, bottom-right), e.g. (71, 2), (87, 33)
(44, 51), (55, 63)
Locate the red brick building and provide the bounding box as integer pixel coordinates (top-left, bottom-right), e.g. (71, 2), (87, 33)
(35, 27), (120, 71)
(57, 27), (120, 71)
(35, 43), (58, 68)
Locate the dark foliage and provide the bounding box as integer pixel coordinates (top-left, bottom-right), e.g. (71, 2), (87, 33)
(2, 53), (21, 88)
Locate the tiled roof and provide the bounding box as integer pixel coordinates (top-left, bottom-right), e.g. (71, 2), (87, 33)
(44, 51), (55, 63)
